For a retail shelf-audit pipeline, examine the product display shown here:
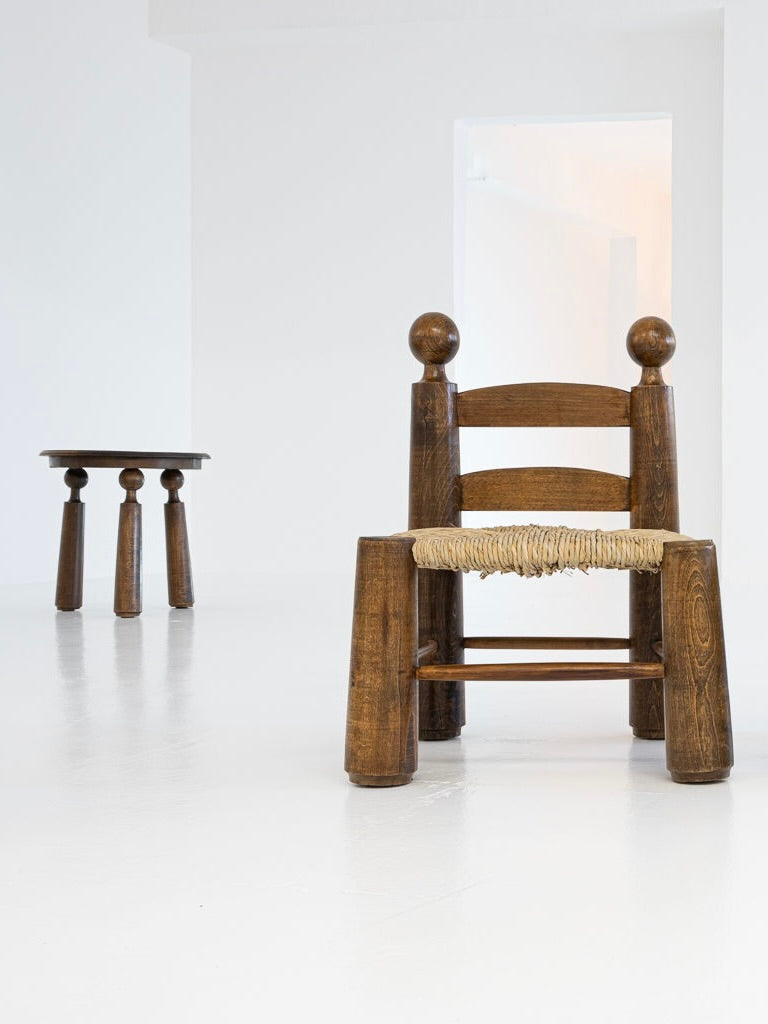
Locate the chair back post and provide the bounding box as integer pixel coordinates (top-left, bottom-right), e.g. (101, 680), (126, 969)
(627, 316), (680, 738)
(408, 313), (465, 739)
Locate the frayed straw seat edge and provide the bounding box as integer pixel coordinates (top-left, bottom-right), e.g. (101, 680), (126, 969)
(395, 525), (690, 578)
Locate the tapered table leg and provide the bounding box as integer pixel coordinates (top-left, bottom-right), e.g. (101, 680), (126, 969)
(161, 469), (194, 609)
(55, 468), (88, 611)
(114, 469), (144, 618)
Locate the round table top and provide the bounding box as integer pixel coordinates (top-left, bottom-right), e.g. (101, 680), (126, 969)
(41, 450), (210, 470)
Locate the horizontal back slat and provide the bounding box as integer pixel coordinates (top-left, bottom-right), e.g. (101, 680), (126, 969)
(457, 383), (630, 427)
(459, 467), (630, 511)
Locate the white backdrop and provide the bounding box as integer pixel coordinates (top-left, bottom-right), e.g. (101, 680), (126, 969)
(0, 0), (191, 584)
(4, 0), (768, 722)
(180, 10), (721, 583)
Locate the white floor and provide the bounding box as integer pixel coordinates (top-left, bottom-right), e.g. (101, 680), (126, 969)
(2, 574), (767, 1023)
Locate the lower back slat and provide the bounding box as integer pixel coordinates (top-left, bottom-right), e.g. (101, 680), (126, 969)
(458, 467), (630, 511)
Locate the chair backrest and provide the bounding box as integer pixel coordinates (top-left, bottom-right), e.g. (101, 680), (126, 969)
(407, 312), (679, 535)
(406, 312), (681, 738)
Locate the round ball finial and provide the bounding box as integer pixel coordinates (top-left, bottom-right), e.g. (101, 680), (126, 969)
(409, 312), (460, 380)
(627, 316), (676, 371)
(119, 468), (144, 493)
(160, 469), (184, 492)
(64, 468), (88, 491)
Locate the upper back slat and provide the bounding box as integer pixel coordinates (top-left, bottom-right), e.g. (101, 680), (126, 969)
(457, 383), (630, 428)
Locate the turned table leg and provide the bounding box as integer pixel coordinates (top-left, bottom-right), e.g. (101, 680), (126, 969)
(55, 468), (88, 611)
(161, 469), (194, 609)
(114, 469), (144, 618)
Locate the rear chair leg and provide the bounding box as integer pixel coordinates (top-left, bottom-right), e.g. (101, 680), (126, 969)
(661, 540), (733, 783)
(629, 572), (665, 739)
(345, 537), (418, 786)
(418, 568), (465, 740)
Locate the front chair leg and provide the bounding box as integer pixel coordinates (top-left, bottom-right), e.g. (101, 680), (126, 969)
(661, 540), (733, 783)
(345, 537), (418, 787)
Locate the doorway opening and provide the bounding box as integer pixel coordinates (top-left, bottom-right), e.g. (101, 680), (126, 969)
(453, 116), (673, 645)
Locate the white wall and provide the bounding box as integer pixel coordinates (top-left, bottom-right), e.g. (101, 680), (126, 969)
(178, 11), (722, 596)
(722, 0), (768, 719)
(0, 0), (190, 585)
(5, 1), (764, 719)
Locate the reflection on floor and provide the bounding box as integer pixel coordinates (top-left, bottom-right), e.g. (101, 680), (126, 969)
(1, 574), (765, 1022)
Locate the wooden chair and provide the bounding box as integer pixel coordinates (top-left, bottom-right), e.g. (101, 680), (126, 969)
(344, 313), (733, 786)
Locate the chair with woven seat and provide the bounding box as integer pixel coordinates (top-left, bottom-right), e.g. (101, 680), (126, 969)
(344, 313), (733, 786)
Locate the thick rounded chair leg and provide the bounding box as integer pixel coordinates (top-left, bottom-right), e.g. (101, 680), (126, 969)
(345, 537), (418, 787)
(348, 772), (414, 788)
(661, 540), (733, 784)
(417, 570), (465, 741)
(630, 572), (665, 739)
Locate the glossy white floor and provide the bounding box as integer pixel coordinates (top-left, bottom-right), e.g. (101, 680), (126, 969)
(1, 573), (766, 1023)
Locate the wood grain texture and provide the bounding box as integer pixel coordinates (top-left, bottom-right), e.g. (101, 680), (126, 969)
(417, 640), (438, 662)
(345, 537), (418, 786)
(408, 312), (460, 382)
(661, 540), (733, 782)
(346, 312), (732, 785)
(626, 316), (676, 386)
(628, 384), (679, 738)
(161, 469), (194, 609)
(417, 662), (664, 682)
(459, 467), (630, 512)
(114, 469), (143, 618)
(55, 468), (88, 612)
(463, 636), (631, 650)
(457, 383), (630, 427)
(409, 377), (465, 740)
(42, 450), (210, 470)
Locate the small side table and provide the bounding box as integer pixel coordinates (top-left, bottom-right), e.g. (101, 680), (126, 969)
(41, 450), (210, 617)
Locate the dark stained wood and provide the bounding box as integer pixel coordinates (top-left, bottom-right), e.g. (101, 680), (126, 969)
(42, 450), (210, 470)
(43, 449), (209, 616)
(626, 315), (676, 386)
(661, 540), (733, 782)
(409, 313), (465, 740)
(463, 636), (631, 650)
(458, 383), (630, 427)
(161, 469), (194, 609)
(627, 317), (679, 739)
(417, 640), (438, 663)
(417, 662), (664, 682)
(345, 537), (418, 786)
(114, 469), (144, 618)
(408, 311), (460, 382)
(345, 311), (733, 786)
(459, 467), (630, 512)
(55, 468), (88, 611)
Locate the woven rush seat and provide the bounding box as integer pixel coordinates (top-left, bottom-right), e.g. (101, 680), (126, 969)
(401, 525), (688, 578)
